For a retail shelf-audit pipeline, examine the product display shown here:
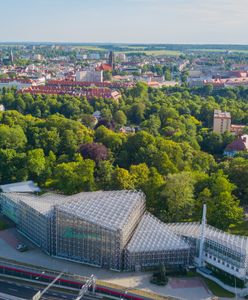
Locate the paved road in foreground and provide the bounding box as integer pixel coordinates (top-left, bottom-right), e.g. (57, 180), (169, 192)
(0, 279), (99, 300)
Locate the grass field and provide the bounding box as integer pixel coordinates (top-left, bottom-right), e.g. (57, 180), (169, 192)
(189, 48), (248, 53)
(0, 219), (7, 231)
(74, 45), (106, 51)
(229, 220), (248, 236)
(186, 271), (235, 298)
(204, 278), (235, 298)
(117, 49), (182, 56)
(75, 45), (182, 56)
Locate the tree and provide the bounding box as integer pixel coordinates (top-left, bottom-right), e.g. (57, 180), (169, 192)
(95, 160), (114, 190)
(130, 82), (148, 99)
(103, 70), (112, 81)
(222, 158), (248, 205)
(0, 125), (27, 151)
(51, 156), (95, 194)
(129, 102), (146, 124)
(195, 171), (243, 230)
(161, 172), (195, 222)
(143, 167), (165, 213)
(141, 115), (161, 136)
(112, 167), (134, 190)
(0, 149), (27, 183)
(164, 69), (172, 81)
(114, 110), (127, 126)
(26, 149), (46, 178)
(78, 142), (108, 163)
(130, 163), (150, 189)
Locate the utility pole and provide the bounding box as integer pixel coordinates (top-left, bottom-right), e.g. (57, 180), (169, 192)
(199, 204), (207, 267)
(32, 271), (64, 300)
(75, 274), (96, 300)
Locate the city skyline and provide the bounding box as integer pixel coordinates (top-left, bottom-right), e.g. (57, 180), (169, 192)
(0, 0), (248, 44)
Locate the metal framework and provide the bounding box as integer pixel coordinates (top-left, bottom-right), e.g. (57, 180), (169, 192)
(1, 191), (248, 277)
(167, 222), (248, 278)
(125, 213), (191, 271)
(55, 190), (146, 270)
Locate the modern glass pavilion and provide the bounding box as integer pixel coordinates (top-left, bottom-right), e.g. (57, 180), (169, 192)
(167, 222), (248, 279)
(125, 213), (191, 271)
(55, 190), (146, 270)
(1, 190), (248, 277)
(0, 192), (65, 254)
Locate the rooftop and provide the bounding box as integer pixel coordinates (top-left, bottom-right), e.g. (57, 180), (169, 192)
(225, 134), (248, 152)
(58, 190), (145, 231)
(1, 190), (145, 227)
(126, 213), (190, 253)
(0, 181), (41, 193)
(167, 222), (248, 254)
(214, 109), (231, 119)
(2, 192), (66, 216)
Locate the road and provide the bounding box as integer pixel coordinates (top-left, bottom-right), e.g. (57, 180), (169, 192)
(0, 279), (99, 300)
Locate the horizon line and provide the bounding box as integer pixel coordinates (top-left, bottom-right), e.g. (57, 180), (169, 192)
(0, 41), (248, 46)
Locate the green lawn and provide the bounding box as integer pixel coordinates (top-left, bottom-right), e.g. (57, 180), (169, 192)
(189, 48), (248, 53)
(117, 49), (181, 56)
(0, 219), (7, 230)
(204, 278), (235, 298)
(229, 220), (248, 236)
(186, 271), (235, 298)
(74, 46), (106, 51)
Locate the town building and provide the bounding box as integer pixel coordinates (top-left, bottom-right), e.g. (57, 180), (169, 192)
(230, 124), (246, 136)
(224, 135), (248, 157)
(109, 51), (115, 70)
(76, 70), (103, 83)
(95, 63), (112, 72)
(0, 78), (35, 90)
(213, 110), (231, 134)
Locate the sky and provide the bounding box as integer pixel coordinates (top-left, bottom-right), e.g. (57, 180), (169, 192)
(0, 0), (248, 44)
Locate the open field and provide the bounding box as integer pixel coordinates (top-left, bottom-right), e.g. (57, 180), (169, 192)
(189, 48), (248, 53)
(117, 49), (182, 56)
(73, 45), (106, 51)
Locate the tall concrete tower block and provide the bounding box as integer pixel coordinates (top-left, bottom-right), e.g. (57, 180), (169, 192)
(213, 109), (231, 134)
(109, 51), (115, 70)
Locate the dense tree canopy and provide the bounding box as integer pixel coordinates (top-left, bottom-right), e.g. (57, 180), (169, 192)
(0, 84), (248, 231)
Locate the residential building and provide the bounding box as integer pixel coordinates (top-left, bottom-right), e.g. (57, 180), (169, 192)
(230, 124), (246, 136)
(224, 135), (248, 157)
(213, 110), (231, 134)
(76, 70), (103, 83)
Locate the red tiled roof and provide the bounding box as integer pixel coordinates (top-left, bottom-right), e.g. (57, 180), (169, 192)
(225, 135), (248, 152)
(95, 64), (112, 72)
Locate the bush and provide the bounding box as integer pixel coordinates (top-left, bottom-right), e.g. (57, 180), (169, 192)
(150, 263), (169, 286)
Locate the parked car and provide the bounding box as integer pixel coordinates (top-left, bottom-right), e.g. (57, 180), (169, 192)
(16, 243), (28, 252)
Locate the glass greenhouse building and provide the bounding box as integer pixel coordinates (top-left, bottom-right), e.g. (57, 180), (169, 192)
(1, 190), (248, 278)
